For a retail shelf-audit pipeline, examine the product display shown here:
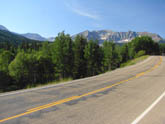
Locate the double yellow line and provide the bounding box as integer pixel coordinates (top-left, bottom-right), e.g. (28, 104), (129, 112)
(0, 56), (162, 123)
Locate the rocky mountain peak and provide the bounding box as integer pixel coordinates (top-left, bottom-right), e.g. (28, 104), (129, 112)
(73, 30), (163, 44)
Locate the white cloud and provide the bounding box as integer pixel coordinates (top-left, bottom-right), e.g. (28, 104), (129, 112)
(93, 23), (103, 28)
(65, 0), (100, 20)
(71, 7), (99, 20)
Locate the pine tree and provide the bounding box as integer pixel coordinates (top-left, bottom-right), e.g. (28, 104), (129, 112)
(121, 44), (129, 63)
(73, 35), (87, 79)
(84, 40), (103, 76)
(0, 50), (14, 91)
(102, 41), (114, 71)
(52, 32), (74, 79)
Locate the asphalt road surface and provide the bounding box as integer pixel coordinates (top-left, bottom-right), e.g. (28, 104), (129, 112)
(0, 56), (165, 124)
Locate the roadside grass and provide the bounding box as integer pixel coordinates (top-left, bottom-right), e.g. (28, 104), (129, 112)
(25, 78), (73, 89)
(26, 56), (149, 89)
(120, 55), (149, 68)
(1, 55), (147, 92)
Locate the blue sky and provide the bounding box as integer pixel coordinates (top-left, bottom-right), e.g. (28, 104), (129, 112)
(0, 0), (165, 38)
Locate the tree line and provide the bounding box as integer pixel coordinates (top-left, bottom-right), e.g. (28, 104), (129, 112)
(0, 32), (164, 92)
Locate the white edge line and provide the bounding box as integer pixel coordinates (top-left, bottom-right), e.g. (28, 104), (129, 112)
(0, 56), (153, 97)
(131, 91), (165, 124)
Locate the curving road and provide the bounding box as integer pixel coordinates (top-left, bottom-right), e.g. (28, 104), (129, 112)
(0, 56), (165, 124)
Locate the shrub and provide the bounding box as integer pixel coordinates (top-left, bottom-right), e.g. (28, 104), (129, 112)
(135, 50), (146, 58)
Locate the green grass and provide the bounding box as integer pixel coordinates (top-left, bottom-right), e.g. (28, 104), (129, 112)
(23, 56), (148, 90)
(25, 78), (73, 89)
(120, 55), (149, 68)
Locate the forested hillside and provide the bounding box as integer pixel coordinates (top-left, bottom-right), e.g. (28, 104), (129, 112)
(0, 30), (41, 44)
(0, 32), (165, 92)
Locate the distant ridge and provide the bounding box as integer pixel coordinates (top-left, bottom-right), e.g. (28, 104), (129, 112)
(0, 25), (9, 31)
(0, 25), (48, 42)
(73, 30), (163, 44)
(0, 24), (164, 43)
(21, 33), (47, 41)
(0, 30), (41, 44)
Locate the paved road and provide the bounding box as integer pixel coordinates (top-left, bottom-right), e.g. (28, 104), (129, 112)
(0, 56), (165, 124)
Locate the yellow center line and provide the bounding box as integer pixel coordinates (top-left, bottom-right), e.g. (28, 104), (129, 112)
(0, 56), (162, 123)
(27, 96), (80, 112)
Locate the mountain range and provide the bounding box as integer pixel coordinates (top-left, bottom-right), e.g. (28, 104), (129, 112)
(73, 30), (163, 44)
(21, 33), (47, 41)
(0, 25), (9, 31)
(0, 25), (164, 43)
(0, 25), (42, 44)
(0, 25), (49, 42)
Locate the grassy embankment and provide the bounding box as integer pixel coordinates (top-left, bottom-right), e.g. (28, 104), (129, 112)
(120, 55), (149, 67)
(25, 78), (73, 89)
(25, 55), (149, 89)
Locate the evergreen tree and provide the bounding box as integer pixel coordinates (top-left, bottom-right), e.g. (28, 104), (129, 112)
(36, 51), (55, 83)
(73, 35), (87, 79)
(131, 36), (158, 55)
(121, 44), (129, 63)
(0, 50), (14, 72)
(111, 44), (122, 69)
(9, 51), (28, 88)
(102, 41), (114, 71)
(52, 32), (74, 79)
(84, 40), (103, 76)
(0, 51), (14, 91)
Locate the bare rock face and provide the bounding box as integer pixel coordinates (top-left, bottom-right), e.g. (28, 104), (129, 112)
(73, 30), (163, 44)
